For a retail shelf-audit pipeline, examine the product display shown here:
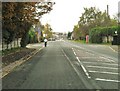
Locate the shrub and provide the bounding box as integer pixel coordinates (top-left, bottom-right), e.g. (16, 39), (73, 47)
(89, 26), (120, 43)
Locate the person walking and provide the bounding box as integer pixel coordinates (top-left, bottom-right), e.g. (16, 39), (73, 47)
(44, 38), (48, 47)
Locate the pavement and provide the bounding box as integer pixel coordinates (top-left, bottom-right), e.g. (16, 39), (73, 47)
(2, 43), (44, 79)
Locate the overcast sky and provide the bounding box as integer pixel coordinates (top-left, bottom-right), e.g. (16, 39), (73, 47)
(41, 0), (120, 33)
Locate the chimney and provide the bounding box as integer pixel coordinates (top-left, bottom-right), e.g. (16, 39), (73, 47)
(107, 5), (109, 16)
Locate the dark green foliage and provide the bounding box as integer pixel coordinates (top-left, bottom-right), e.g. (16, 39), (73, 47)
(67, 32), (72, 39)
(20, 32), (29, 48)
(3, 29), (15, 44)
(89, 26), (120, 43)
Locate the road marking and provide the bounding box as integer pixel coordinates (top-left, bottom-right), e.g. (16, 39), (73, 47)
(89, 70), (118, 75)
(87, 66), (118, 70)
(85, 52), (95, 56)
(109, 46), (117, 53)
(76, 57), (91, 79)
(95, 78), (120, 83)
(72, 48), (77, 56)
(73, 52), (76, 55)
(99, 56), (115, 62)
(79, 57), (99, 59)
(61, 49), (94, 89)
(83, 62), (118, 66)
(61, 49), (87, 78)
(72, 48), (91, 78)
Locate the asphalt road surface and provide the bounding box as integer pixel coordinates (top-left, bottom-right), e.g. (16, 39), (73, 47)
(2, 40), (119, 90)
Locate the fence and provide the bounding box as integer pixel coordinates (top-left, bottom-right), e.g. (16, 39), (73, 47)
(2, 38), (21, 51)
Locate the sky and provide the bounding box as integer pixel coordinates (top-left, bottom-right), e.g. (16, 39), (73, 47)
(41, 0), (120, 33)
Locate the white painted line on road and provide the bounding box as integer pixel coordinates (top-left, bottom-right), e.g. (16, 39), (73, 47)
(61, 49), (86, 78)
(83, 62), (118, 66)
(99, 56), (115, 62)
(87, 66), (118, 70)
(61, 49), (94, 89)
(75, 46), (85, 50)
(89, 70), (118, 75)
(72, 48), (91, 78)
(72, 48), (77, 56)
(95, 78), (120, 83)
(74, 52), (76, 56)
(85, 52), (95, 56)
(76, 57), (91, 79)
(80, 57), (98, 59)
(109, 46), (117, 53)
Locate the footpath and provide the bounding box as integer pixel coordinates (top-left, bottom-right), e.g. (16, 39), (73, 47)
(1, 43), (44, 78)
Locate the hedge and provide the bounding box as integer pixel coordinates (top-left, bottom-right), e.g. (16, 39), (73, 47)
(89, 26), (120, 43)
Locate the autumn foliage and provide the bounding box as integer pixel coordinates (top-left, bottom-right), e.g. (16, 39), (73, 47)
(2, 2), (54, 47)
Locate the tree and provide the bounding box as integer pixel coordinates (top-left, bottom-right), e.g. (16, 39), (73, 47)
(43, 23), (53, 39)
(73, 25), (80, 40)
(2, 2), (55, 47)
(73, 7), (117, 41)
(67, 31), (72, 39)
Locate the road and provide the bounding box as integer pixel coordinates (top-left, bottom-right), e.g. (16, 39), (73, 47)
(2, 40), (119, 90)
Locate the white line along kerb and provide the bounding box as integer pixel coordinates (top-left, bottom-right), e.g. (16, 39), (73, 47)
(76, 57), (91, 79)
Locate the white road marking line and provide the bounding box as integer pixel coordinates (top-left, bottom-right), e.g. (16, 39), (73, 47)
(89, 70), (118, 75)
(83, 62), (118, 66)
(76, 57), (91, 79)
(99, 56), (115, 62)
(62, 49), (88, 78)
(80, 57), (99, 59)
(62, 49), (94, 89)
(87, 65), (118, 70)
(109, 46), (117, 53)
(95, 78), (120, 83)
(62, 49), (80, 75)
(74, 52), (76, 55)
(72, 48), (91, 78)
(85, 52), (95, 56)
(72, 48), (77, 56)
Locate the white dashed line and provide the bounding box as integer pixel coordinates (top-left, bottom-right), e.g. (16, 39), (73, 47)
(73, 52), (76, 55)
(72, 48), (91, 79)
(76, 57), (91, 79)
(72, 48), (77, 56)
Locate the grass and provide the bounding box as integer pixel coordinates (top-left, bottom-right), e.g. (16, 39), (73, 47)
(70, 39), (112, 45)
(70, 40), (89, 44)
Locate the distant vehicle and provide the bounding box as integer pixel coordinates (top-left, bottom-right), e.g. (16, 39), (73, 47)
(52, 38), (56, 41)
